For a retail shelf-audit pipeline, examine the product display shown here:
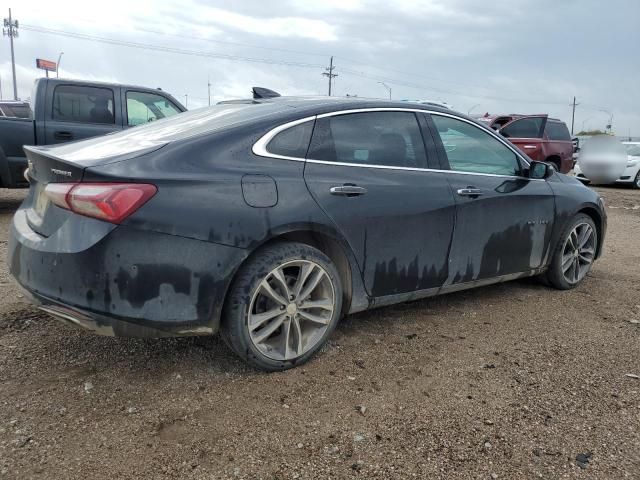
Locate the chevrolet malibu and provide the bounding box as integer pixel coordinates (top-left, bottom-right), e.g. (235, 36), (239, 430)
(8, 97), (607, 371)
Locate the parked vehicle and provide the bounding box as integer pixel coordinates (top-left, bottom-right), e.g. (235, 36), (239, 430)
(9, 97), (606, 371)
(0, 78), (185, 188)
(0, 101), (31, 119)
(575, 142), (640, 188)
(476, 114), (575, 173)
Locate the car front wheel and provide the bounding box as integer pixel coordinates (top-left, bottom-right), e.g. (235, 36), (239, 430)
(221, 242), (342, 371)
(545, 213), (598, 290)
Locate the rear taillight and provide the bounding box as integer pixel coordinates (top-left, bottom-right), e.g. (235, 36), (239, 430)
(44, 183), (157, 224)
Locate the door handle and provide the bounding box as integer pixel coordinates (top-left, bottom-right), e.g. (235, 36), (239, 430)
(457, 187), (483, 197)
(329, 185), (368, 197)
(54, 131), (74, 140)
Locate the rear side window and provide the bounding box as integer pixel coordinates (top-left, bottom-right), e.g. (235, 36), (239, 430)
(308, 111), (427, 168)
(545, 121), (572, 141)
(52, 85), (115, 124)
(126, 91), (182, 126)
(432, 115), (521, 176)
(501, 117), (544, 138)
(266, 120), (314, 158)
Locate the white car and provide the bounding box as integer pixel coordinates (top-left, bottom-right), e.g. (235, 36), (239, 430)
(575, 141), (640, 189)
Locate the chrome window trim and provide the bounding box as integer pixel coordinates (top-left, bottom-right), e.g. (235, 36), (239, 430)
(251, 107), (541, 181)
(252, 115), (316, 162)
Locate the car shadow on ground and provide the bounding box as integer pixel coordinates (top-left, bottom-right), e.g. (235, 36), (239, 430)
(2, 276), (552, 382)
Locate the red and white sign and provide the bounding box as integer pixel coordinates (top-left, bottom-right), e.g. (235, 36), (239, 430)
(36, 58), (57, 72)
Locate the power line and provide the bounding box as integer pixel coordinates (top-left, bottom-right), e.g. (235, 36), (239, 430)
(338, 66), (570, 105)
(20, 24), (326, 69)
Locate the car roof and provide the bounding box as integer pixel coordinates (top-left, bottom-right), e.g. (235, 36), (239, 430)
(35, 96), (470, 164)
(220, 95), (455, 115)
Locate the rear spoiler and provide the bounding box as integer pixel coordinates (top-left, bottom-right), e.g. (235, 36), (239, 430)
(217, 87), (281, 105)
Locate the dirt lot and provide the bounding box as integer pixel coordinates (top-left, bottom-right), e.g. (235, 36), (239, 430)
(0, 186), (639, 479)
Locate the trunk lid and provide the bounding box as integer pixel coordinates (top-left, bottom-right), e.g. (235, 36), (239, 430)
(23, 137), (166, 237)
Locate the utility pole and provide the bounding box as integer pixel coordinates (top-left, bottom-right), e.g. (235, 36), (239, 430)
(570, 96), (580, 135)
(322, 56), (337, 96)
(207, 76), (211, 106)
(3, 8), (19, 100)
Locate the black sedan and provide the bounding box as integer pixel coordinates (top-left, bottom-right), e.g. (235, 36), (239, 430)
(8, 96), (606, 371)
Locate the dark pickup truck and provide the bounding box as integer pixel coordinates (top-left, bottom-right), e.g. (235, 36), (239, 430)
(0, 78), (185, 188)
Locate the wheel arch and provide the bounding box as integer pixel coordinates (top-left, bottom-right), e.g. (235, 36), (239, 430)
(545, 154), (562, 170)
(220, 225), (370, 324)
(576, 206), (604, 258)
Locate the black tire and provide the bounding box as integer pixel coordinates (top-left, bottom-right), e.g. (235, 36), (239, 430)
(633, 170), (640, 190)
(545, 213), (597, 290)
(221, 242), (343, 371)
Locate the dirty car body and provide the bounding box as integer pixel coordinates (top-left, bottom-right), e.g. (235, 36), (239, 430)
(8, 98), (606, 366)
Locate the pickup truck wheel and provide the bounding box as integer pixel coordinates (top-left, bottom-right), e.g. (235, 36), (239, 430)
(221, 242), (342, 372)
(545, 214), (597, 290)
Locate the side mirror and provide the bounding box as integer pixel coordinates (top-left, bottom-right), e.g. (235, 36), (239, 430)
(529, 161), (553, 179)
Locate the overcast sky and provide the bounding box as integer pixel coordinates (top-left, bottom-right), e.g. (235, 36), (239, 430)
(1, 0), (638, 135)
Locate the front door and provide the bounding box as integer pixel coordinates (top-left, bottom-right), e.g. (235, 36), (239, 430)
(428, 113), (556, 285)
(303, 110), (456, 297)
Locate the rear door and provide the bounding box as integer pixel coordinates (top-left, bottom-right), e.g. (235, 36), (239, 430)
(43, 83), (122, 145)
(499, 115), (548, 161)
(303, 109), (456, 298)
(428, 113), (555, 284)
(544, 120), (574, 169)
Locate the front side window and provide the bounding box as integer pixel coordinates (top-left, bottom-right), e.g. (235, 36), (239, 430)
(501, 117), (545, 139)
(52, 85), (115, 124)
(308, 111), (427, 168)
(545, 121), (572, 141)
(126, 91), (182, 126)
(431, 115), (521, 176)
(266, 120), (314, 158)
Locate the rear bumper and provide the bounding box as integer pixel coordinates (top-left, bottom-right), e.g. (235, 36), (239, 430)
(9, 207), (248, 337)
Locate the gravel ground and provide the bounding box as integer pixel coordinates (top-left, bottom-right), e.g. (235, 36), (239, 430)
(0, 186), (639, 479)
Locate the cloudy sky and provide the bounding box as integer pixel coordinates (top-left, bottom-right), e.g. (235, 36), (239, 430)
(1, 0), (638, 135)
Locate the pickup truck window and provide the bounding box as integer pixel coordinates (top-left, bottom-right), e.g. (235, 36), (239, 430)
(53, 85), (115, 124)
(545, 121), (572, 141)
(501, 117), (544, 139)
(126, 91), (182, 126)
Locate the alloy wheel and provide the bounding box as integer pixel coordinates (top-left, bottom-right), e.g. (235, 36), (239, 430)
(248, 260), (336, 361)
(561, 223), (596, 284)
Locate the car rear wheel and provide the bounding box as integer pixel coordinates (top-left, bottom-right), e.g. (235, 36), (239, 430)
(633, 170), (640, 189)
(545, 214), (597, 290)
(221, 242), (342, 371)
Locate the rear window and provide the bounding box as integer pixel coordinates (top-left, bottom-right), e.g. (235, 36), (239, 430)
(501, 117), (544, 138)
(266, 121), (313, 158)
(52, 85), (115, 124)
(545, 121), (572, 141)
(0, 103), (31, 118)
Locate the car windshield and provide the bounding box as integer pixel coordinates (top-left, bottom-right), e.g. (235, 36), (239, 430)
(624, 144), (640, 156)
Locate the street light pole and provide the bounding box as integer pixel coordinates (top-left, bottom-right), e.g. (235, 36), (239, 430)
(56, 52), (64, 78)
(378, 82), (392, 100)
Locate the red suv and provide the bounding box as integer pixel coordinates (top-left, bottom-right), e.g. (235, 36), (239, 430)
(476, 114), (574, 173)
